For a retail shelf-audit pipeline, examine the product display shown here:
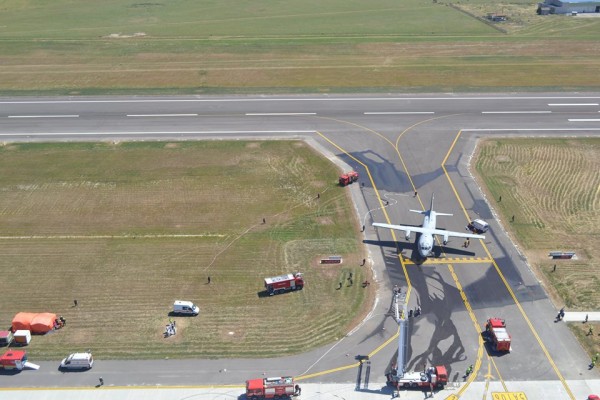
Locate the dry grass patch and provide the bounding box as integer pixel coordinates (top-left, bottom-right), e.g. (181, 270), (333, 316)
(0, 141), (369, 360)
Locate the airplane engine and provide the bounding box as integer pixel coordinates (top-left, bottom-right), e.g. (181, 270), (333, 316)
(443, 234), (449, 245)
(405, 231), (411, 241)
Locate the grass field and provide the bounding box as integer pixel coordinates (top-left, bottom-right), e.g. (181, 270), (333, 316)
(473, 138), (600, 357)
(1, 0), (600, 93)
(0, 141), (370, 360)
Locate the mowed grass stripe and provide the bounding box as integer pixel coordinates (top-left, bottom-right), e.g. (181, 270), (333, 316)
(1, 0), (600, 92)
(475, 138), (600, 360)
(474, 138), (600, 305)
(0, 141), (367, 360)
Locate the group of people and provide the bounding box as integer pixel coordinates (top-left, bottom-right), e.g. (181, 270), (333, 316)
(408, 307), (421, 318)
(164, 320), (177, 338)
(53, 316), (66, 330)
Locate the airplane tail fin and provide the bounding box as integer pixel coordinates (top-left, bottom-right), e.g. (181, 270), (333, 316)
(430, 193), (453, 216)
(410, 193), (453, 215)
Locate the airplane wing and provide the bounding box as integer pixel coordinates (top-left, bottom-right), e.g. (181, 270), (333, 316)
(373, 223), (485, 240)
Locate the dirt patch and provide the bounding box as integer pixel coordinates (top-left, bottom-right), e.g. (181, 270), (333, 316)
(317, 216), (334, 225)
(104, 32), (147, 39)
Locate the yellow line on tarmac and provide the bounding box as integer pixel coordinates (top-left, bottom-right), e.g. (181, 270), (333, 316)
(446, 264), (490, 397)
(489, 355), (507, 392)
(296, 362), (360, 380)
(442, 130), (575, 399)
(393, 114), (462, 210)
(369, 328), (400, 358)
(403, 257), (492, 265)
(296, 329), (401, 381)
(315, 127), (414, 301)
(309, 117), (466, 383)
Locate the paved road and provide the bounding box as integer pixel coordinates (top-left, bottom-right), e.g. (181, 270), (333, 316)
(1, 93), (599, 399)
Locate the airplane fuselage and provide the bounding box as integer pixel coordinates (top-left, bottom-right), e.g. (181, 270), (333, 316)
(372, 194), (485, 261)
(418, 212), (435, 257)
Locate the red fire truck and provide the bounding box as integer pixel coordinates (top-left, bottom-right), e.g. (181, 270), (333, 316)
(483, 317), (512, 352)
(387, 365), (448, 390)
(0, 350), (28, 370)
(339, 171), (359, 186)
(246, 376), (297, 399)
(264, 272), (304, 296)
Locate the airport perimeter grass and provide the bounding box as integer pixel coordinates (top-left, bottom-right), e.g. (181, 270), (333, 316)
(1, 0), (600, 93)
(473, 138), (600, 357)
(0, 141), (370, 360)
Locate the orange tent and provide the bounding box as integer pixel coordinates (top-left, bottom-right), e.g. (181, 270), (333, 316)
(30, 313), (57, 334)
(11, 312), (37, 331)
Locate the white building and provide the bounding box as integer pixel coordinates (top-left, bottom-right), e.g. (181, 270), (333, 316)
(537, 0), (600, 14)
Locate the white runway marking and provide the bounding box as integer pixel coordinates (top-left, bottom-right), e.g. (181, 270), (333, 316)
(463, 127), (600, 131)
(481, 111), (551, 114)
(0, 130), (316, 136)
(2, 95), (600, 104)
(245, 113), (316, 116)
(363, 111), (434, 115)
(568, 119), (600, 122)
(548, 103), (599, 106)
(126, 114), (198, 117)
(7, 115), (79, 118)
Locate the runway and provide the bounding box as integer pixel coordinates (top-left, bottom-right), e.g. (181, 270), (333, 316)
(1, 93), (599, 399)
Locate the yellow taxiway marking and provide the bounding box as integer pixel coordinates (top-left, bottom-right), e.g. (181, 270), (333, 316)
(492, 393), (528, 400)
(403, 257), (491, 265)
(442, 130), (575, 400)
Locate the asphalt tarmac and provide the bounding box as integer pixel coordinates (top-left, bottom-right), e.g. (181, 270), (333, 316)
(1, 93), (599, 399)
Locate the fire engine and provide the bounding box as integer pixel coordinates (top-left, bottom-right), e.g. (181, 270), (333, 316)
(264, 272), (304, 295)
(387, 365), (448, 389)
(246, 376), (296, 399)
(483, 317), (512, 352)
(339, 171), (359, 186)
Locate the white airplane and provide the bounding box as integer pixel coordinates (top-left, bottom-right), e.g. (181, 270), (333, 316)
(373, 194), (485, 258)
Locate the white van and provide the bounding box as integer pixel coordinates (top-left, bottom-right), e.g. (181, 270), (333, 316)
(172, 300), (200, 316)
(468, 219), (489, 234)
(60, 352), (93, 370)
